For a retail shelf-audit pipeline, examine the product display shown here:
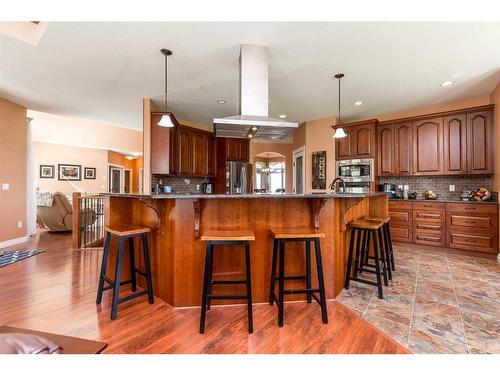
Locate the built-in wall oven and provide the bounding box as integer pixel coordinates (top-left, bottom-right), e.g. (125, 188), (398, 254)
(335, 158), (374, 193)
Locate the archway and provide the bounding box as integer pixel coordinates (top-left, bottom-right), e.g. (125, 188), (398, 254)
(254, 152), (286, 193)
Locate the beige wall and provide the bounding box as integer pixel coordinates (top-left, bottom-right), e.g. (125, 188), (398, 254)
(304, 117), (336, 193)
(0, 97), (27, 243)
(107, 150), (143, 193)
(490, 83), (500, 192)
(29, 110), (143, 154)
(34, 141), (108, 195)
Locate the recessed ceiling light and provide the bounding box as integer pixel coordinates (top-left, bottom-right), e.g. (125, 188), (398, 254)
(248, 133), (253, 138)
(217, 99), (226, 104)
(440, 81), (453, 87)
(279, 114), (287, 119)
(251, 126), (258, 131)
(354, 101), (363, 106)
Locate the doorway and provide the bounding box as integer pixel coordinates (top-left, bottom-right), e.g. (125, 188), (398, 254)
(293, 146), (306, 194)
(124, 169), (132, 194)
(108, 166), (124, 193)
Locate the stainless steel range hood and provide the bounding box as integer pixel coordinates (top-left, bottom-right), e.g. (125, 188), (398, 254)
(213, 44), (298, 140)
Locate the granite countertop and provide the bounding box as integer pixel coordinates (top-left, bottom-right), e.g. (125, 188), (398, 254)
(103, 192), (388, 199)
(388, 197), (498, 205)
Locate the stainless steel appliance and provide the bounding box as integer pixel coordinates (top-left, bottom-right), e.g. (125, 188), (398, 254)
(226, 161), (253, 194)
(380, 183), (396, 198)
(342, 182), (371, 194)
(335, 158), (374, 182)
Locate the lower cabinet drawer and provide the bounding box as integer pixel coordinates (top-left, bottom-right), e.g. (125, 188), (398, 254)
(448, 214), (492, 230)
(414, 222), (443, 231)
(389, 210), (411, 225)
(413, 210), (444, 223)
(414, 230), (445, 246)
(390, 226), (412, 242)
(448, 232), (495, 253)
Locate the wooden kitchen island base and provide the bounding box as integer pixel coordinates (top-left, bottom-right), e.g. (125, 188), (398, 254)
(104, 193), (388, 307)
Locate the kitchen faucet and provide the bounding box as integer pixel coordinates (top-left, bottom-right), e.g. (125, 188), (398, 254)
(329, 177), (346, 193)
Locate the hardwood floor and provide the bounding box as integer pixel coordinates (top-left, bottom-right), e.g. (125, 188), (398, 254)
(0, 231), (409, 354)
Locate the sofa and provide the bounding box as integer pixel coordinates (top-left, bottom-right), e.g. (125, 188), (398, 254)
(36, 192), (73, 232)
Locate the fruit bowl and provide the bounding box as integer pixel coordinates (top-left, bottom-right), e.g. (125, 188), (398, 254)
(473, 187), (491, 201)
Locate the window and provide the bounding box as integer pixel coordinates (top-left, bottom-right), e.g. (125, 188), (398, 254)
(255, 160), (285, 193)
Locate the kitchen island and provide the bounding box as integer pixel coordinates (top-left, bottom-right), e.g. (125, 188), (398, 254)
(103, 192), (388, 307)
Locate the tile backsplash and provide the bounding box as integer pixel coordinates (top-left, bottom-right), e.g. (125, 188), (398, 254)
(379, 175), (496, 201)
(152, 175), (213, 194)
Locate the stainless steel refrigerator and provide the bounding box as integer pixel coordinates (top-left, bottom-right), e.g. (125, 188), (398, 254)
(226, 161), (253, 194)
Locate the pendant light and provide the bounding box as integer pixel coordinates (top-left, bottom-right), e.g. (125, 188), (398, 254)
(158, 48), (174, 127)
(332, 73), (347, 139)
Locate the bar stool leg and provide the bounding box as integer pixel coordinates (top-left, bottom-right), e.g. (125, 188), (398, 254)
(128, 237), (137, 292)
(111, 237), (125, 320)
(314, 238), (328, 324)
(357, 230), (368, 274)
(378, 227), (391, 282)
(96, 232), (111, 304)
(278, 239), (285, 327)
(207, 245), (215, 310)
(244, 241), (253, 333)
(344, 227), (356, 289)
(269, 239), (278, 305)
(371, 230), (384, 299)
(199, 242), (212, 334)
(305, 240), (312, 303)
(142, 233), (154, 304)
(353, 228), (362, 278)
(386, 222), (395, 271)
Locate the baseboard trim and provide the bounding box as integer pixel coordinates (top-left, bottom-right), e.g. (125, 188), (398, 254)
(0, 236), (29, 249)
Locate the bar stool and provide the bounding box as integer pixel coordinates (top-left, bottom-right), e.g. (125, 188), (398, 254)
(268, 229), (328, 327)
(96, 225), (154, 320)
(199, 230), (255, 334)
(365, 216), (395, 276)
(345, 219), (388, 299)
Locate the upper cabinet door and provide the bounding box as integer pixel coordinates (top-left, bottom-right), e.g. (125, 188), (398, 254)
(226, 138), (242, 161)
(205, 134), (216, 176)
(412, 117), (443, 175)
(443, 114), (467, 175)
(191, 131), (206, 176)
(177, 127), (192, 175)
(355, 124), (375, 158)
(377, 124), (394, 176)
(335, 127), (354, 160)
(150, 113), (176, 175)
(240, 139), (250, 162)
(394, 122), (413, 175)
(467, 110), (492, 174)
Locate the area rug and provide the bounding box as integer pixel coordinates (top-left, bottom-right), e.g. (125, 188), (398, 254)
(0, 250), (44, 268)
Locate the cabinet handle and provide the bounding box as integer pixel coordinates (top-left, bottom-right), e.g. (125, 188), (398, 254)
(419, 214), (439, 218)
(423, 205), (433, 208)
(464, 220), (477, 224)
(464, 239), (477, 243)
(418, 224), (440, 230)
(464, 207), (476, 210)
(418, 236), (440, 242)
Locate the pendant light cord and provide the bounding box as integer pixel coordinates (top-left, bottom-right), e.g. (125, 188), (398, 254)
(338, 76), (341, 122)
(164, 52), (168, 113)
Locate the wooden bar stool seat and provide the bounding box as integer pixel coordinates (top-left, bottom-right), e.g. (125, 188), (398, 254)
(268, 228), (328, 327)
(96, 225), (154, 320)
(199, 230), (255, 334)
(345, 218), (388, 299)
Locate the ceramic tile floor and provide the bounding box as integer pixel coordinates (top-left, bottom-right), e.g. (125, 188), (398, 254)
(336, 244), (500, 354)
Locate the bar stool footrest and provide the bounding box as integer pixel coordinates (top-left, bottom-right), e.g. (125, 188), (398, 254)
(117, 289), (149, 304)
(208, 294), (248, 300)
(283, 288), (320, 295)
(273, 274), (307, 281)
(211, 280), (247, 285)
(349, 277), (379, 287)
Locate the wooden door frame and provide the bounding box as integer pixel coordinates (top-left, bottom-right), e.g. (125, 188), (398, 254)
(107, 164), (125, 194)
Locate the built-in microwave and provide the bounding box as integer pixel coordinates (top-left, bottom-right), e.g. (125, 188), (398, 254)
(335, 158), (374, 182)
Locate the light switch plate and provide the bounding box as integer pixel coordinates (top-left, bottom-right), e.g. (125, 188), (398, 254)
(449, 185), (455, 192)
(17, 221), (23, 228)
(2, 183), (9, 191)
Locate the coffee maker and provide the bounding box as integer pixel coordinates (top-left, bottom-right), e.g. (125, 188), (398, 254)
(380, 183), (396, 198)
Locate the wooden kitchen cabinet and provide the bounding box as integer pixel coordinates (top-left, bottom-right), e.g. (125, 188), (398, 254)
(150, 112), (177, 175)
(412, 202), (446, 247)
(176, 127), (192, 175)
(191, 131), (206, 176)
(412, 117), (443, 175)
(394, 122), (413, 176)
(443, 114), (467, 175)
(225, 138), (250, 162)
(446, 203), (498, 253)
(205, 135), (216, 177)
(467, 110), (493, 174)
(377, 124), (394, 176)
(334, 119), (377, 160)
(388, 200), (413, 243)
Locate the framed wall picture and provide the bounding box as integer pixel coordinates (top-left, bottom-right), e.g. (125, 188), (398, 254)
(312, 151), (327, 189)
(39, 165), (55, 179)
(58, 164), (81, 181)
(84, 167), (96, 180)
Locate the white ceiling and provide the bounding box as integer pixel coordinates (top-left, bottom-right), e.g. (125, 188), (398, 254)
(1, 22), (499, 131)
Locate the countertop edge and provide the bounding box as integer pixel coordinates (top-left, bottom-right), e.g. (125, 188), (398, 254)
(102, 192), (388, 200)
